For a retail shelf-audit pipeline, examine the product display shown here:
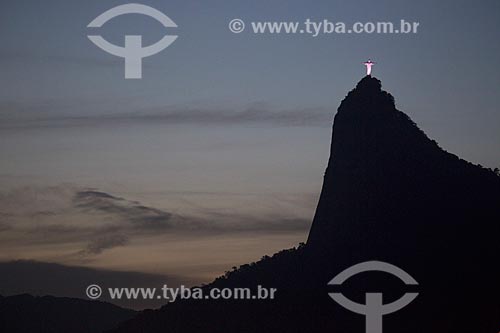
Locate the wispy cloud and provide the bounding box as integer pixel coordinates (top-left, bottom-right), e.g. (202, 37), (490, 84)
(80, 234), (129, 256)
(0, 185), (311, 258)
(0, 103), (332, 129)
(74, 190), (175, 231)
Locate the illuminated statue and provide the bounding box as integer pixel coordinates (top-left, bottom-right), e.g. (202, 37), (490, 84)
(364, 59), (375, 76)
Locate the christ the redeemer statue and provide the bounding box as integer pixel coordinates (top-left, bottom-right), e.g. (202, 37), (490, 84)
(364, 59), (375, 76)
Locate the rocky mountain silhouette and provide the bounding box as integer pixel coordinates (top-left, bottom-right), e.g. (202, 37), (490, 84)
(108, 76), (499, 332)
(0, 294), (136, 333)
(107, 76), (500, 333)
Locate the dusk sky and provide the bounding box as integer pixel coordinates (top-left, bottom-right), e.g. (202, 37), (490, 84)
(1, 0), (499, 285)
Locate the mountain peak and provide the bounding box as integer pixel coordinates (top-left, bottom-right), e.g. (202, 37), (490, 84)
(356, 75), (382, 90)
(109, 77), (500, 333)
(307, 75), (500, 262)
(338, 76), (396, 117)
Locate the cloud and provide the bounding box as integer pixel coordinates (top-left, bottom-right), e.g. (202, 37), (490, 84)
(81, 234), (129, 256)
(0, 185), (311, 259)
(74, 190), (174, 231)
(71, 189), (310, 236)
(0, 103), (332, 129)
(0, 221), (11, 232)
(116, 106), (332, 126)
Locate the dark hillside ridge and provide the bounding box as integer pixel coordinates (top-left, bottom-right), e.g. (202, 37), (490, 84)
(109, 76), (500, 333)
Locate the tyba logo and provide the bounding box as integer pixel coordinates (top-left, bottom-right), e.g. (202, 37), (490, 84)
(328, 261), (418, 333)
(87, 4), (178, 79)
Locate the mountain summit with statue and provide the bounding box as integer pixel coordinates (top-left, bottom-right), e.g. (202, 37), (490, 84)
(3, 75), (493, 333)
(108, 75), (500, 333)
